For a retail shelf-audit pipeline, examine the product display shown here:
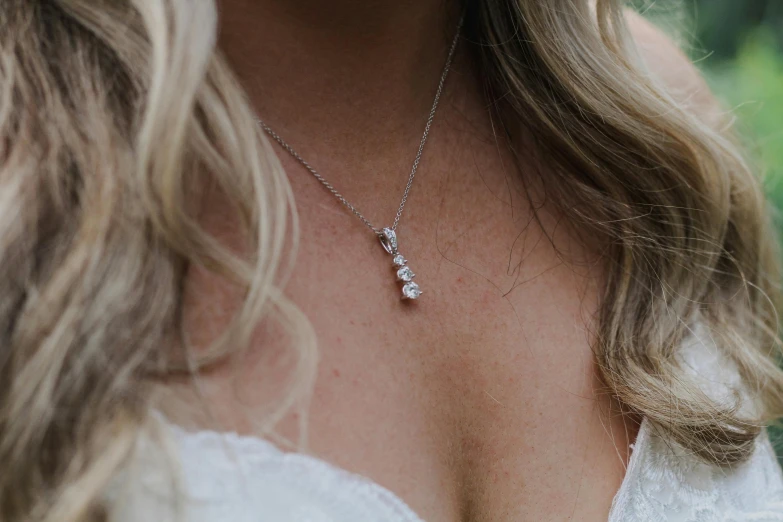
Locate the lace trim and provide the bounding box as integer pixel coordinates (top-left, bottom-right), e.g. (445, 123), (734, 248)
(109, 419), (425, 522)
(608, 419), (783, 522)
(172, 423), (424, 521)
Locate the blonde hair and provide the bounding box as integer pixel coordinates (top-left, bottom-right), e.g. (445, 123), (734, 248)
(1, 0), (782, 520)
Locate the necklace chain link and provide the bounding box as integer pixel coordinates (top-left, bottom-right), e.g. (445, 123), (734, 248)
(258, 16), (463, 236)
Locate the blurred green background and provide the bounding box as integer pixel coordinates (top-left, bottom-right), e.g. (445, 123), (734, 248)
(638, 0), (783, 208)
(691, 0), (783, 210)
(637, 0), (783, 459)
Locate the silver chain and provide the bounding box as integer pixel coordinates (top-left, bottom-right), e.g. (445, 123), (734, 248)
(259, 16), (463, 236)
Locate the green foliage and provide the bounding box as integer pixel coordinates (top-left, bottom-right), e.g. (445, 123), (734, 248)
(703, 30), (783, 210)
(692, 0), (783, 59)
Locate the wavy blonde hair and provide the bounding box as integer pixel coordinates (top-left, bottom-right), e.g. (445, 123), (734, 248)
(1, 0), (782, 520)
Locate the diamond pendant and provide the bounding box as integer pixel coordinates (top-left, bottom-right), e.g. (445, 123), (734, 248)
(379, 228), (421, 300)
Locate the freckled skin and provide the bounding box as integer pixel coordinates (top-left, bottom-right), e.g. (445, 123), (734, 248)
(173, 5), (710, 521)
(178, 111), (633, 521)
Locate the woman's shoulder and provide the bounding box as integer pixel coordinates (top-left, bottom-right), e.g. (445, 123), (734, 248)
(625, 10), (724, 126)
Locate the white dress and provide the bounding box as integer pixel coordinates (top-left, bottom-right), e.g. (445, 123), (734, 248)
(108, 328), (783, 521)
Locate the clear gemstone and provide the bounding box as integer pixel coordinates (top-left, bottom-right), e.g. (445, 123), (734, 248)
(397, 266), (415, 282)
(402, 282), (421, 299)
(393, 254), (407, 267)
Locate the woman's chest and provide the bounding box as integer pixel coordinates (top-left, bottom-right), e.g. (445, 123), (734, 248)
(175, 116), (636, 520)
(178, 206), (634, 522)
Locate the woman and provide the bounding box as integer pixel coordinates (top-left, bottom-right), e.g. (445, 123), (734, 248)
(2, 0), (783, 520)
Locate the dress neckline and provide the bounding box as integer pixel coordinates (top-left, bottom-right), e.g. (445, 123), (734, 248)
(159, 414), (651, 522)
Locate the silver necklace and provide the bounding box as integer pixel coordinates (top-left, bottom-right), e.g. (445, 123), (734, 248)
(260, 18), (463, 301)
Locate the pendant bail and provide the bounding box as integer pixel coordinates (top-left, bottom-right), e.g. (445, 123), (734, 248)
(379, 227), (398, 255)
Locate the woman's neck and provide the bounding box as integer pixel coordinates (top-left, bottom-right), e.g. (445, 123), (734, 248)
(218, 0), (461, 150)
